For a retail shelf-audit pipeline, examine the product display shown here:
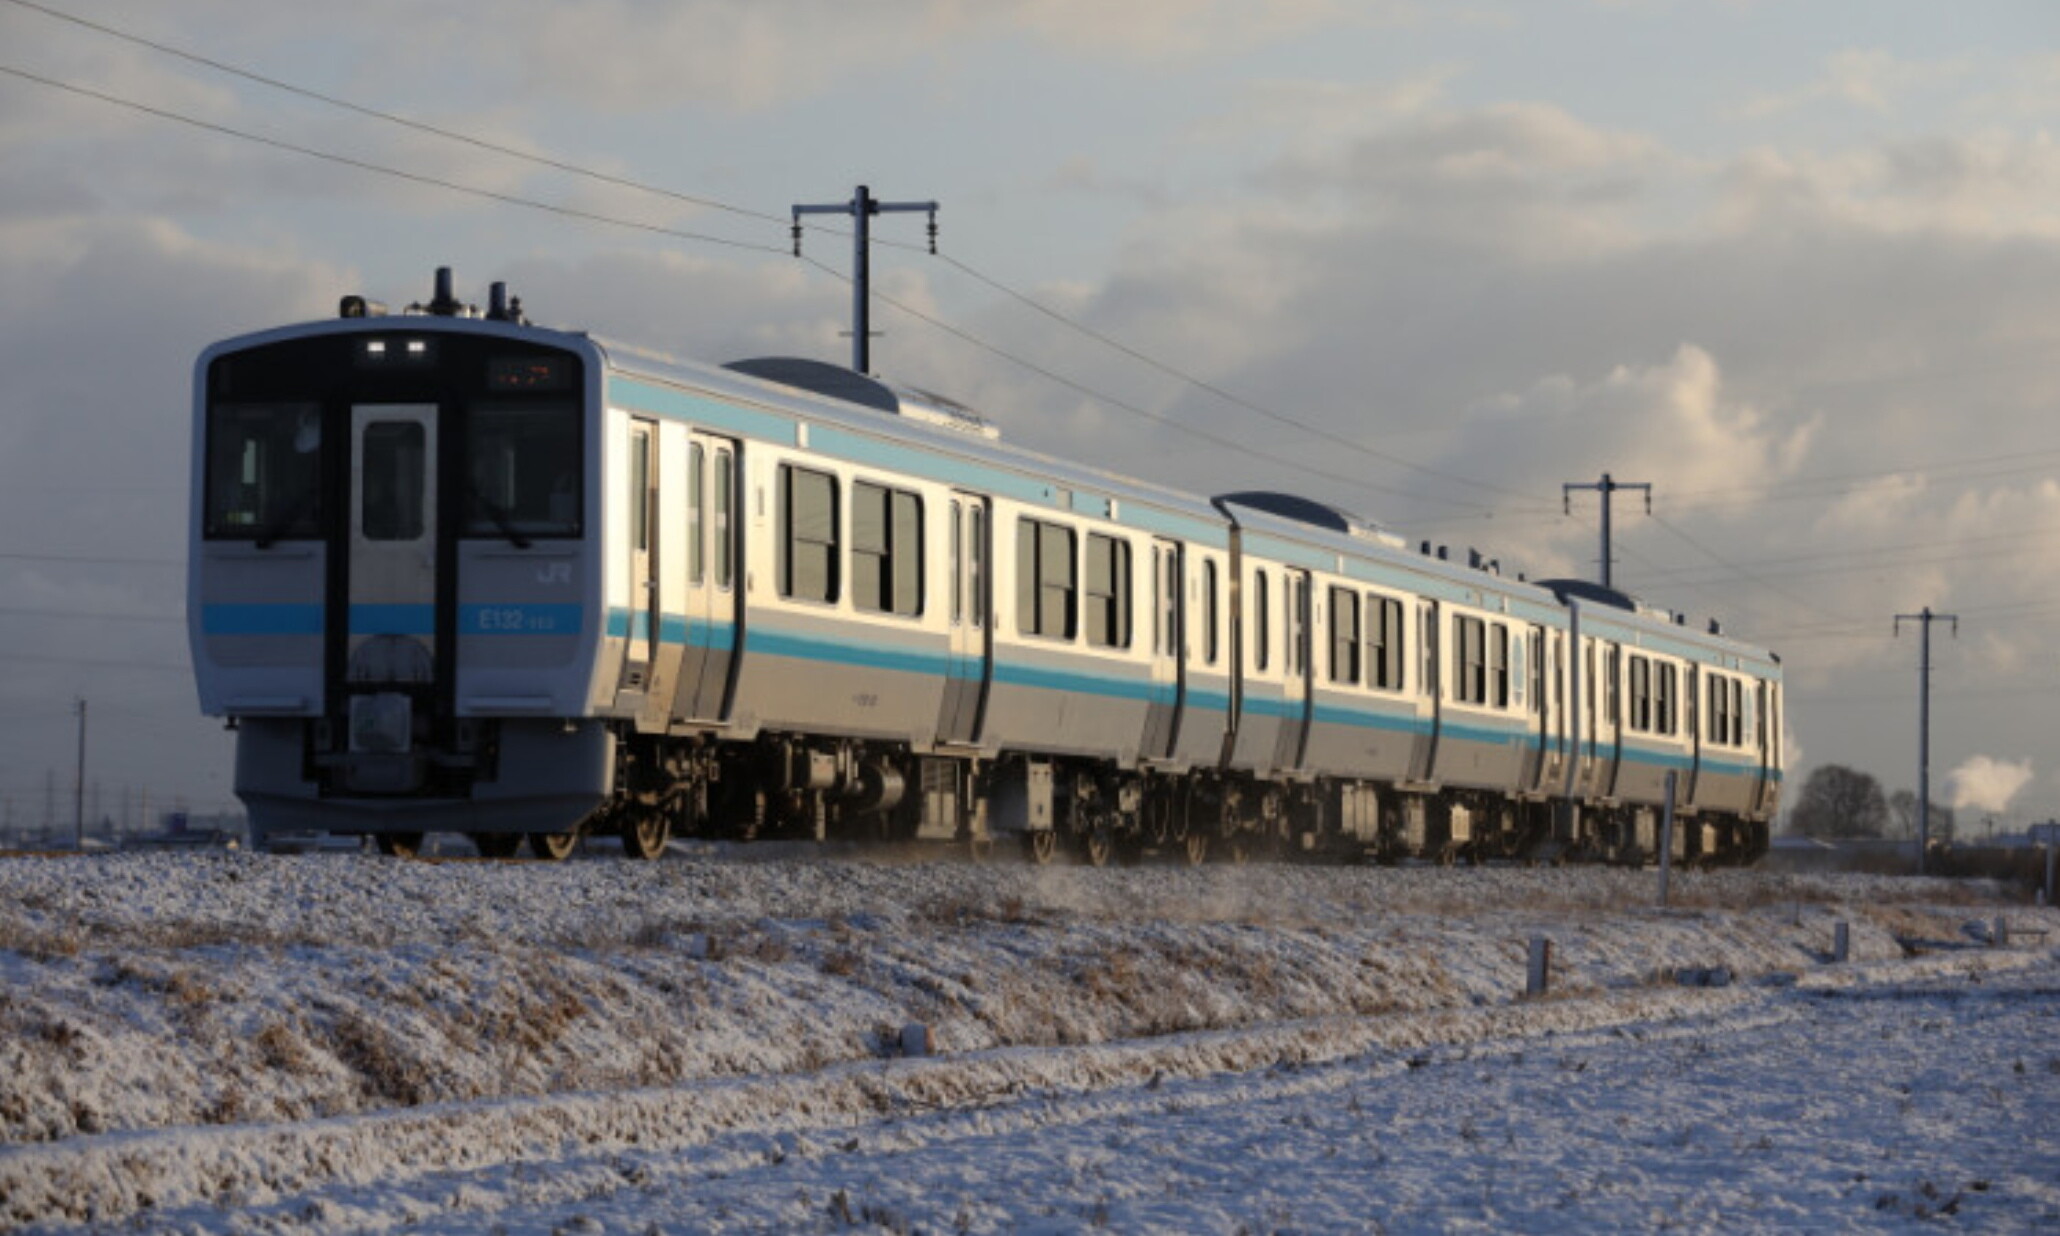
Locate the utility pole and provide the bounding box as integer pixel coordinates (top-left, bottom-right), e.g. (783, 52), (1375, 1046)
(73, 697), (86, 851)
(1894, 607), (1958, 875)
(1562, 473), (1652, 591)
(791, 184), (939, 375)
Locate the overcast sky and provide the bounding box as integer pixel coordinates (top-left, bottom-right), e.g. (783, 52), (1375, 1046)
(2, 0), (2056, 833)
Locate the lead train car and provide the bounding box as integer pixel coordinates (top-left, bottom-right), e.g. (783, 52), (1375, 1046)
(190, 271), (1781, 863)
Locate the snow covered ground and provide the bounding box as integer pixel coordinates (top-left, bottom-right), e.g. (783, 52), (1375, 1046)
(1, 848), (2054, 1233)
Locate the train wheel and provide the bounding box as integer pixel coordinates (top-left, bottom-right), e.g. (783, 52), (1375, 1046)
(374, 832), (423, 858)
(621, 811), (670, 861)
(1026, 830), (1057, 866)
(527, 831), (578, 862)
(1182, 831), (1210, 867)
(1083, 826), (1114, 868)
(470, 833), (521, 859)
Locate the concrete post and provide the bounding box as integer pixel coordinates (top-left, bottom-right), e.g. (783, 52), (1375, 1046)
(1832, 920), (1849, 963)
(1527, 935), (1551, 997)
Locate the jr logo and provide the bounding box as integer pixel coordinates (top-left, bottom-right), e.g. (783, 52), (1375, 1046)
(534, 561), (573, 585)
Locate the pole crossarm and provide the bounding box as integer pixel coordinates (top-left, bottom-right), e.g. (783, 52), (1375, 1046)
(790, 184), (940, 374)
(1562, 472), (1652, 591)
(1893, 606), (1960, 875)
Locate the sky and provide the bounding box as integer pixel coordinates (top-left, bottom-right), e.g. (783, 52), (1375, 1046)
(1, 0), (2057, 833)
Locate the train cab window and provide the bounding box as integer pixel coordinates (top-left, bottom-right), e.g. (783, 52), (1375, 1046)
(1329, 586), (1360, 685)
(1084, 533), (1131, 648)
(361, 421), (426, 541)
(205, 402), (323, 540)
(1016, 517), (1077, 639)
(853, 481), (923, 617)
(778, 464), (839, 604)
(464, 404), (581, 538)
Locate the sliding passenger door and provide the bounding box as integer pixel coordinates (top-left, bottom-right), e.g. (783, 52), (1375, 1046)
(618, 420), (658, 695)
(938, 492), (992, 745)
(677, 433), (739, 722)
(1407, 598), (1439, 782)
(1143, 539), (1185, 761)
(1271, 570), (1312, 770)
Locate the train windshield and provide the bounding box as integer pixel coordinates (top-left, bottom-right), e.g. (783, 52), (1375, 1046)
(464, 403), (581, 538)
(205, 402), (323, 540)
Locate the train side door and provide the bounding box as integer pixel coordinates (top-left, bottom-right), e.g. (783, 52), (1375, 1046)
(1407, 598), (1440, 782)
(678, 434), (739, 721)
(1600, 643), (1624, 797)
(938, 492), (992, 745)
(346, 403), (437, 694)
(1272, 570), (1312, 770)
(1521, 625), (1552, 792)
(1143, 539), (1185, 760)
(619, 421), (659, 695)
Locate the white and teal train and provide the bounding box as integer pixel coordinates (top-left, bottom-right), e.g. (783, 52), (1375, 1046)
(190, 269), (1782, 863)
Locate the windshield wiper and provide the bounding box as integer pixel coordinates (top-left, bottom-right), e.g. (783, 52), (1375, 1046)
(253, 495), (315, 550)
(466, 484), (533, 550)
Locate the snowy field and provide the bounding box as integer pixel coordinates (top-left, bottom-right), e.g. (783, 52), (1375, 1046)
(1, 848), (2055, 1233)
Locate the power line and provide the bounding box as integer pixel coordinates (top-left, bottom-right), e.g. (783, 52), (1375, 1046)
(0, 63), (789, 256)
(6, 0), (1546, 511)
(2, 0), (790, 227)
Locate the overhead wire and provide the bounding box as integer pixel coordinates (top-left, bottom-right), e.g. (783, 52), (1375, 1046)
(4, 0), (1540, 513)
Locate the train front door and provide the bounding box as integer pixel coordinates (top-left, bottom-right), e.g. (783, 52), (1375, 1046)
(677, 434), (739, 722)
(937, 492), (991, 745)
(346, 404), (438, 691)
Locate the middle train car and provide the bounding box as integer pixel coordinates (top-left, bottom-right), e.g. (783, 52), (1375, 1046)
(192, 281), (1783, 863)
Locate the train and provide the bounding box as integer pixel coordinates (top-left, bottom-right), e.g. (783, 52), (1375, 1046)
(189, 267), (1782, 864)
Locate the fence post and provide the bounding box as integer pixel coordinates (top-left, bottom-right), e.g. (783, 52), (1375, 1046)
(1527, 935), (1551, 997)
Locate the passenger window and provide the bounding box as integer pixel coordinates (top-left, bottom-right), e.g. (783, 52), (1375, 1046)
(1084, 533), (1130, 648)
(778, 464), (838, 603)
(1253, 571), (1271, 673)
(687, 442), (705, 584)
(1329, 586), (1360, 685)
(1016, 517), (1077, 639)
(713, 449), (734, 590)
(852, 480), (922, 617)
(1203, 559), (1220, 666)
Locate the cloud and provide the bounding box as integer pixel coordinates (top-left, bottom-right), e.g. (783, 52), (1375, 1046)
(1740, 48), (1968, 118)
(1946, 755), (2033, 815)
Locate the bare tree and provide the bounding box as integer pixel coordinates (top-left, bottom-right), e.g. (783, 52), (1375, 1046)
(1888, 789), (1956, 844)
(1787, 765), (1890, 839)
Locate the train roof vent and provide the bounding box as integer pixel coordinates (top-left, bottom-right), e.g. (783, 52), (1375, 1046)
(724, 357), (999, 439)
(1215, 491), (1406, 548)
